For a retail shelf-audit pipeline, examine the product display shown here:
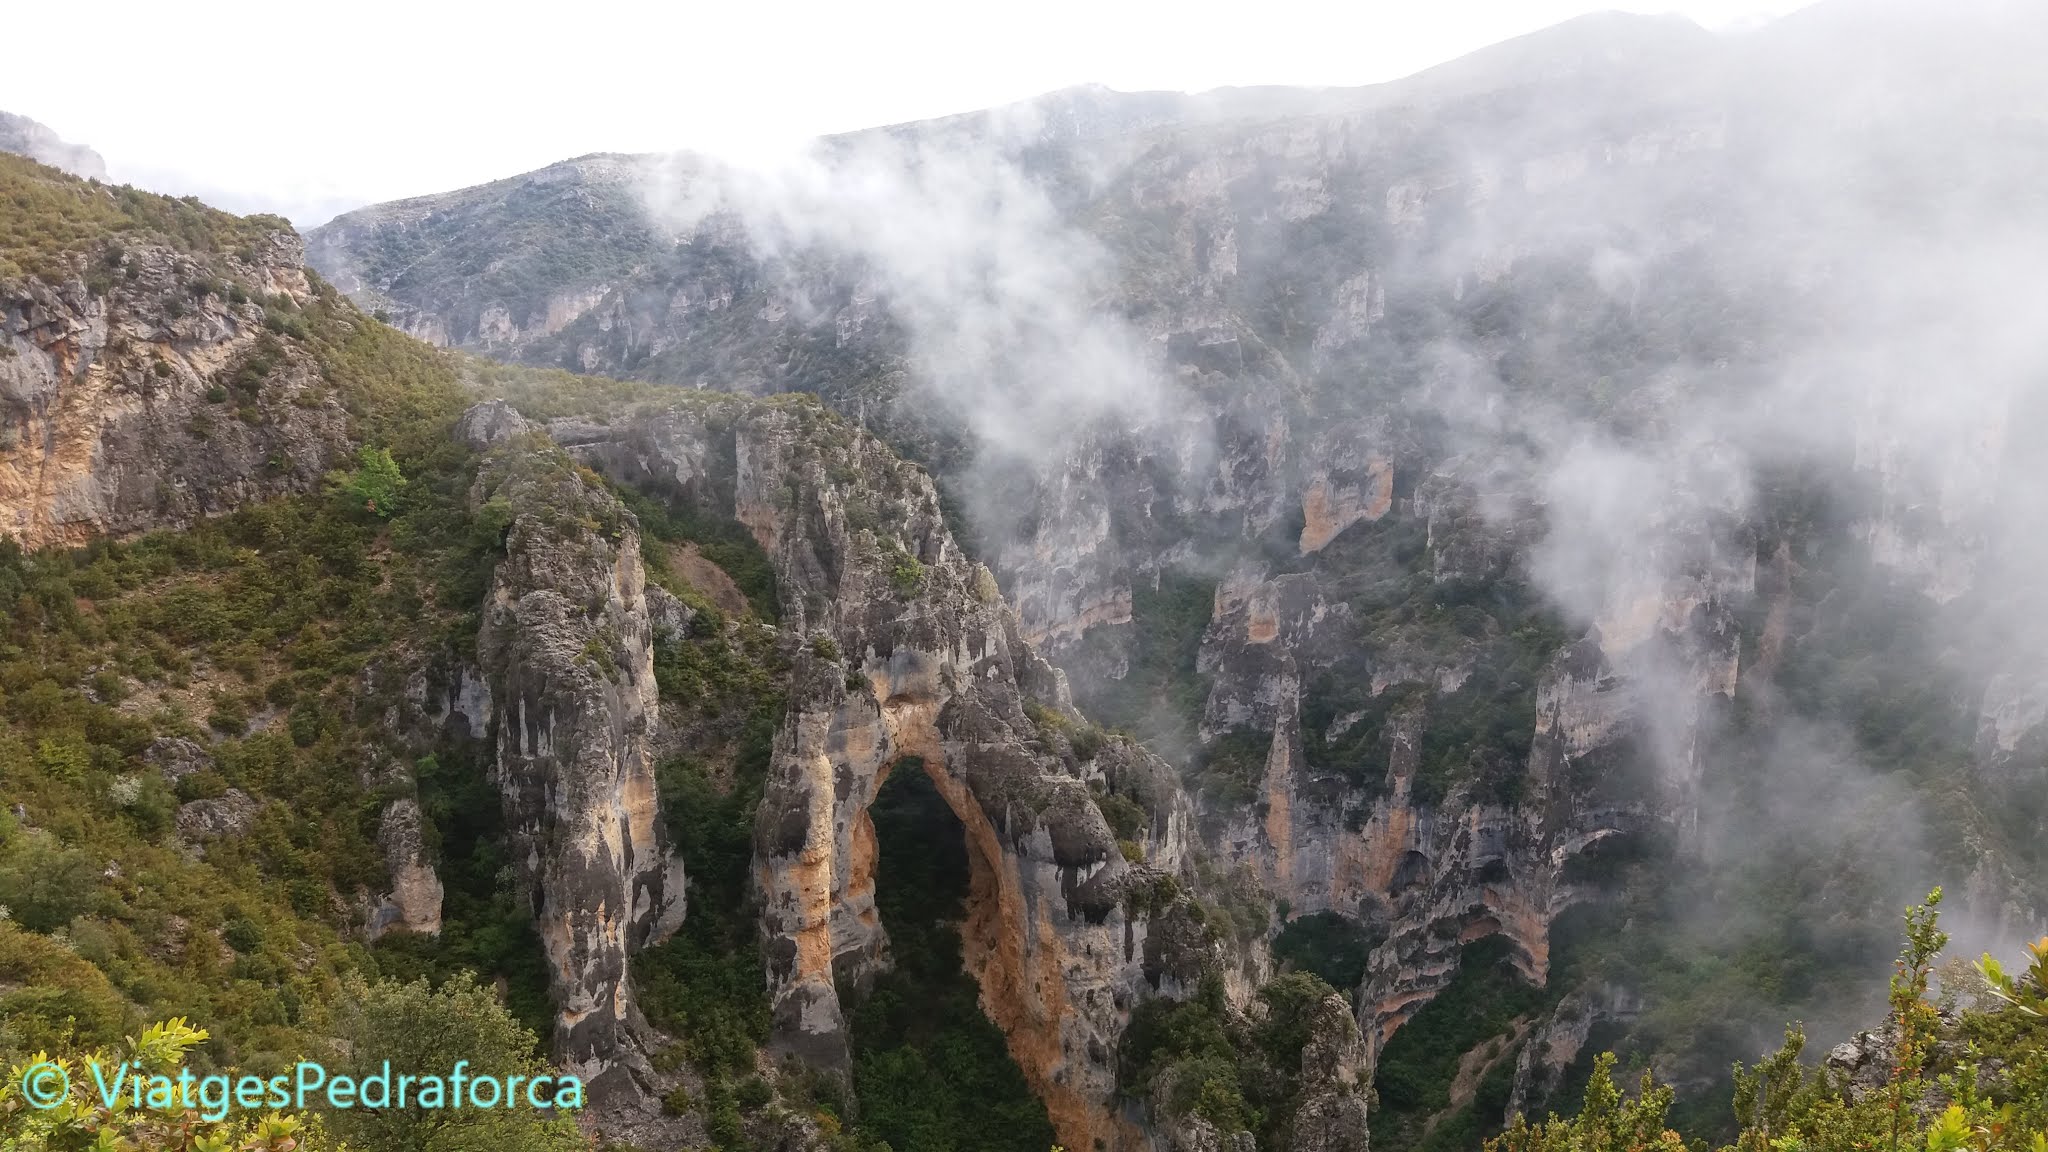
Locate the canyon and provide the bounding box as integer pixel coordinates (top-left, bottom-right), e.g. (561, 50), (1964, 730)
(3, 3), (2047, 1149)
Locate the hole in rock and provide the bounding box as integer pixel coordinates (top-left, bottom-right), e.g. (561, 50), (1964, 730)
(1272, 910), (1382, 994)
(849, 759), (1054, 1152)
(1370, 934), (1551, 1152)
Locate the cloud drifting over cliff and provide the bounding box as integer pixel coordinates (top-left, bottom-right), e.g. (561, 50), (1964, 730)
(1405, 0), (2048, 983)
(636, 121), (1175, 465)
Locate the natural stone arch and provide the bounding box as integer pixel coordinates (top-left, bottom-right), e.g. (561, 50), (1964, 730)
(559, 399), (1198, 1151)
(755, 643), (1143, 1152)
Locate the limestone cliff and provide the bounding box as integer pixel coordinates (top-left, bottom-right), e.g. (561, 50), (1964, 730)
(461, 402), (687, 1099)
(0, 112), (106, 181)
(295, 4), (2048, 1134)
(0, 222), (351, 549)
(553, 396), (1228, 1152)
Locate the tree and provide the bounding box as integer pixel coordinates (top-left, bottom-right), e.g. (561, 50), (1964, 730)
(1486, 892), (2048, 1152)
(322, 972), (584, 1152)
(343, 445), (406, 518)
(1489, 1054), (1689, 1152)
(0, 825), (99, 933)
(1980, 936), (2048, 1018)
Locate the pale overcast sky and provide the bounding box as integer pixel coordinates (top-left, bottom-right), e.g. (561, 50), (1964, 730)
(2, 0), (1816, 227)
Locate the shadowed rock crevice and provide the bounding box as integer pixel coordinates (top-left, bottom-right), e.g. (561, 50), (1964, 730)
(844, 758), (1057, 1152)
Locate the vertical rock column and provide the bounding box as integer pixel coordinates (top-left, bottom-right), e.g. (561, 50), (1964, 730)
(461, 401), (687, 1097)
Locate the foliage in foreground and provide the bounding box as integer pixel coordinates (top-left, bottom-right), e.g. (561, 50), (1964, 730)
(1491, 891), (2048, 1152)
(0, 968), (586, 1151)
(0, 1017), (320, 1151)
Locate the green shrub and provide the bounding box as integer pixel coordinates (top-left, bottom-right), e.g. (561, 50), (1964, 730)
(341, 445), (407, 518)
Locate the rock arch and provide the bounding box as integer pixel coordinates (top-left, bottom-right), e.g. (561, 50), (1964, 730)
(756, 646), (1140, 1151)
(558, 400), (1202, 1151)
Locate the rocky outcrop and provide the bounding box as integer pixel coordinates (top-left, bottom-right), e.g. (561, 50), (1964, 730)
(305, 5), (2048, 1129)
(462, 401), (687, 1099)
(367, 797), (444, 940)
(1504, 983), (1639, 1120)
(1299, 461), (1393, 556)
(0, 112), (106, 180)
(304, 154), (664, 356)
(1288, 993), (1372, 1152)
(555, 396), (1214, 1152)
(0, 228), (351, 549)
(175, 789), (260, 843)
(143, 737), (212, 782)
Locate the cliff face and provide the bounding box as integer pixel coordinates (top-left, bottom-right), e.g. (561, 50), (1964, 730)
(556, 398), (1217, 1151)
(1190, 519), (1708, 1053)
(0, 154), (1358, 1150)
(0, 111), (107, 181)
(303, 154), (666, 357)
(0, 227), (350, 549)
(461, 402), (687, 1098)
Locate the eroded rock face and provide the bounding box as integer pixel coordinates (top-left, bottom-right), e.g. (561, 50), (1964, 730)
(144, 737), (213, 782)
(367, 796), (444, 940)
(557, 398), (1208, 1152)
(464, 402), (686, 1099)
(1505, 983), (1639, 1119)
(0, 112), (106, 180)
(293, 12), (2048, 1132)
(1193, 477), (1740, 1054)
(1289, 993), (1372, 1152)
(175, 789), (260, 843)
(0, 232), (350, 549)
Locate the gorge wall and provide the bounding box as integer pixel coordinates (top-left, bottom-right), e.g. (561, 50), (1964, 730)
(0, 205), (350, 549)
(552, 398), (1230, 1151)
(461, 402), (689, 1098)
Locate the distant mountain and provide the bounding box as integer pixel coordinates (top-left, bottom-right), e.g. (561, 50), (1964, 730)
(0, 111), (106, 180)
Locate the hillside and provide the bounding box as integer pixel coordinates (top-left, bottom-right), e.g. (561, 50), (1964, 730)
(0, 153), (1383, 1152)
(1, 3), (2046, 1151)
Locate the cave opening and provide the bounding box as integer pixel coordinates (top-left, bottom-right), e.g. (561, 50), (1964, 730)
(848, 757), (1055, 1152)
(1369, 934), (1551, 1152)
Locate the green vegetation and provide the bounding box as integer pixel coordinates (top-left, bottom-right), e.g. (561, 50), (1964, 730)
(0, 187), (590, 1135)
(1301, 675), (1418, 798)
(341, 445), (407, 518)
(0, 1016), (328, 1150)
(1195, 728), (1273, 809)
(323, 171), (669, 358)
(0, 969), (581, 1151)
(1493, 894), (2048, 1152)
(887, 549), (925, 597)
(636, 636), (784, 1095)
(323, 971), (585, 1151)
(1523, 466), (2048, 1131)
(0, 296), (507, 1071)
(1745, 467), (2029, 891)
(465, 359), (673, 419)
(0, 151), (288, 282)
(1299, 510), (1568, 807)
(1272, 911), (1379, 993)
(621, 480), (779, 622)
(1071, 571), (1218, 750)
(372, 743), (555, 1039)
(1119, 970), (1342, 1150)
(1372, 935), (1551, 1152)
(631, 509), (787, 1148)
(845, 763), (1055, 1152)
